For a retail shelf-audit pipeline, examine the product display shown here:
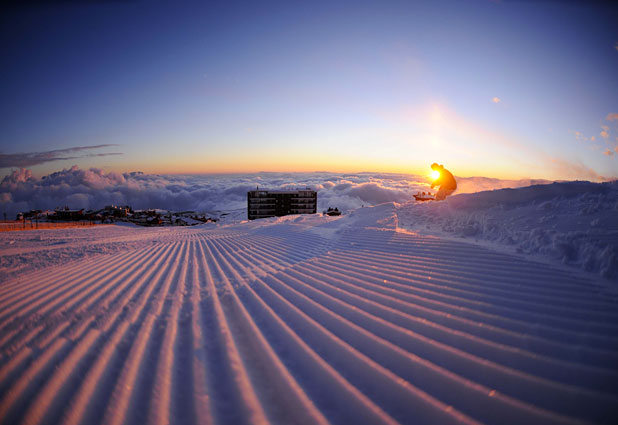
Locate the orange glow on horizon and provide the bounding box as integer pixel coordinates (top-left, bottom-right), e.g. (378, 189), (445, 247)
(102, 160), (529, 180)
(101, 150), (534, 180)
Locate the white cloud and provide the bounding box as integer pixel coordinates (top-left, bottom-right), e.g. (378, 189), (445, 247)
(0, 167), (429, 219)
(0, 167), (555, 220)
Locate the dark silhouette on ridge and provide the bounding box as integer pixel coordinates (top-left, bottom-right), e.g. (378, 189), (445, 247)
(430, 163), (457, 200)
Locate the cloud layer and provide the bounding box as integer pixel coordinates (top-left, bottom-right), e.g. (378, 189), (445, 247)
(1, 167), (432, 219)
(0, 145), (121, 168)
(0, 166), (566, 220)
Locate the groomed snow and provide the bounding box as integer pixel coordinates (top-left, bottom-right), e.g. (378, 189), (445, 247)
(1, 182), (617, 425)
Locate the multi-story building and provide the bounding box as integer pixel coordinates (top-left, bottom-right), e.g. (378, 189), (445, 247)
(247, 188), (317, 220)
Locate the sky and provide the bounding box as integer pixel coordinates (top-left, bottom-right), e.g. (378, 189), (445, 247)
(1, 0), (617, 181)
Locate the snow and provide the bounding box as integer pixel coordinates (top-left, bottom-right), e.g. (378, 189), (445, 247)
(0, 180), (617, 425)
(397, 181), (618, 281)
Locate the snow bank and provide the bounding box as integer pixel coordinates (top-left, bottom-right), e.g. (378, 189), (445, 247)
(397, 181), (618, 281)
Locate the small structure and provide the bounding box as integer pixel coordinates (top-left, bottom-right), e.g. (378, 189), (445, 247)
(414, 191), (435, 202)
(323, 207), (341, 216)
(53, 207), (85, 221)
(104, 205), (131, 218)
(248, 188), (317, 220)
(22, 210), (45, 220)
(147, 216), (162, 226)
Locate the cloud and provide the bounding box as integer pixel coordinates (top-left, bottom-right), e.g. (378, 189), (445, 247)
(606, 113), (618, 121)
(0, 145), (122, 168)
(604, 149), (614, 156)
(0, 167), (560, 220)
(1, 168), (33, 187)
(615, 146), (618, 154)
(345, 182), (410, 205)
(572, 130), (591, 142)
(492, 97), (501, 103)
(0, 168), (427, 219)
(455, 177), (552, 194)
(600, 125), (609, 139)
(547, 157), (611, 182)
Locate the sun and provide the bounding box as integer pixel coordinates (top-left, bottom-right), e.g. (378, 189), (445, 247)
(430, 170), (441, 180)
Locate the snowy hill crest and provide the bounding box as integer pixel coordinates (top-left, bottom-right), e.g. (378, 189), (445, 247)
(397, 181), (618, 281)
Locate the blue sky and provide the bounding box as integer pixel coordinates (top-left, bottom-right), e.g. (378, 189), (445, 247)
(1, 0), (617, 180)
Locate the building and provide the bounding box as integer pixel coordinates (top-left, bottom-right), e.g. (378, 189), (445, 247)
(53, 208), (85, 221)
(248, 188), (317, 220)
(103, 205), (131, 217)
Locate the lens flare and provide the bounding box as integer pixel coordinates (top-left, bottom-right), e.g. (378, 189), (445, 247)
(431, 170), (441, 180)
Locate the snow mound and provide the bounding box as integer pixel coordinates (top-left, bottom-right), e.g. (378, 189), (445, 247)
(397, 181), (618, 281)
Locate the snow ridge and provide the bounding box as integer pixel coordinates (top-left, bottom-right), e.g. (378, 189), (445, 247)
(397, 181), (618, 280)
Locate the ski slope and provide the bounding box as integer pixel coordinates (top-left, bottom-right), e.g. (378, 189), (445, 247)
(1, 203), (617, 425)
